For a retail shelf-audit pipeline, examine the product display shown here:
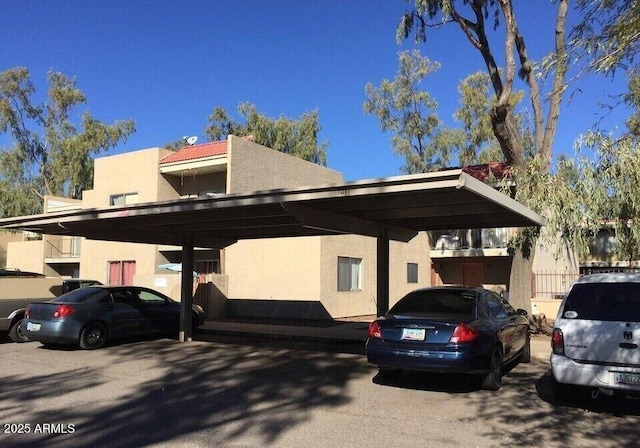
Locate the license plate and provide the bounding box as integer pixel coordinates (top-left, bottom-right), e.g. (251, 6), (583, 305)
(613, 372), (640, 386)
(401, 328), (426, 341)
(26, 322), (41, 332)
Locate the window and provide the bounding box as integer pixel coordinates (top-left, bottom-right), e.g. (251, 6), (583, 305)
(390, 289), (476, 317)
(485, 294), (508, 319)
(110, 192), (139, 206)
(407, 263), (418, 283)
(138, 289), (168, 304)
(338, 257), (362, 291)
(108, 261), (136, 285)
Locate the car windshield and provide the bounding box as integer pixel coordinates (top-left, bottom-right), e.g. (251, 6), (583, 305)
(389, 289), (476, 317)
(53, 287), (108, 303)
(564, 283), (640, 322)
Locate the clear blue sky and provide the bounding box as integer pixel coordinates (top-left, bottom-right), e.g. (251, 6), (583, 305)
(1, 0), (631, 181)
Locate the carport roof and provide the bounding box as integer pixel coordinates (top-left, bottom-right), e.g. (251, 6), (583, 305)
(0, 170), (545, 248)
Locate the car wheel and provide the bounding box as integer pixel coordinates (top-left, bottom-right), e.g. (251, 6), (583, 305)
(520, 333), (531, 363)
(79, 322), (108, 350)
(9, 318), (29, 343)
(481, 347), (503, 391)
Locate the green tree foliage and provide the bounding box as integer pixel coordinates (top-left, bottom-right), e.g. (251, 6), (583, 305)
(364, 50), (447, 173)
(364, 51), (529, 171)
(625, 70), (640, 138)
(398, 1), (568, 173)
(562, 132), (640, 263)
(0, 67), (135, 217)
(572, 0), (640, 74)
(396, 1), (571, 311)
(205, 102), (327, 166)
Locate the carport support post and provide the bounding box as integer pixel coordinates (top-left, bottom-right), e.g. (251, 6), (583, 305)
(376, 225), (390, 316)
(179, 236), (195, 342)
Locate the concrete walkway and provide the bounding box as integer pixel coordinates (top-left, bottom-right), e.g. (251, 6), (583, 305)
(198, 318), (552, 361)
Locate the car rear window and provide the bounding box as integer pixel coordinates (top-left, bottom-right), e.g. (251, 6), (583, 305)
(563, 283), (640, 322)
(389, 290), (476, 317)
(53, 287), (108, 303)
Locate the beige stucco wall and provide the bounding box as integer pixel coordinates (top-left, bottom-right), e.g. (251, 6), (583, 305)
(82, 147), (176, 207)
(7, 240), (45, 274)
(226, 236), (321, 301)
(0, 231), (23, 268)
(0, 277), (62, 300)
(78, 147), (179, 288)
(389, 232), (431, 307)
(79, 240), (157, 287)
(319, 232), (431, 318)
(319, 235), (378, 318)
(226, 135), (343, 193)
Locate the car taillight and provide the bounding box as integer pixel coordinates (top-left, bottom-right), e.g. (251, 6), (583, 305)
(450, 323), (479, 343)
(368, 321), (382, 339)
(551, 328), (564, 355)
(52, 304), (74, 318)
(25, 305), (30, 319)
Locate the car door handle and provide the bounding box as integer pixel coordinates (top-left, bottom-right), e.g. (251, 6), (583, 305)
(619, 343), (638, 349)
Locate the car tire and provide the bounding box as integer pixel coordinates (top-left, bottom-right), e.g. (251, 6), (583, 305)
(520, 333), (531, 363)
(9, 318), (29, 343)
(481, 347), (503, 391)
(79, 322), (108, 350)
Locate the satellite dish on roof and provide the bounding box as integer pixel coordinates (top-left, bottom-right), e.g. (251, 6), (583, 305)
(186, 136), (198, 145)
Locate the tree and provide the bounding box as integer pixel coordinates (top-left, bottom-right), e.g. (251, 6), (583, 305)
(0, 67), (135, 217)
(580, 134), (640, 263)
(364, 50), (449, 173)
(364, 51), (532, 173)
(205, 102), (327, 166)
(397, 1), (570, 312)
(572, 0), (640, 74)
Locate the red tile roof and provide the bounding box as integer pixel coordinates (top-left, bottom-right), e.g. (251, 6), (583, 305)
(461, 162), (511, 182)
(160, 140), (228, 165)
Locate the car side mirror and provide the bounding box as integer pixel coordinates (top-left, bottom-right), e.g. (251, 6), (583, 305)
(516, 309), (528, 317)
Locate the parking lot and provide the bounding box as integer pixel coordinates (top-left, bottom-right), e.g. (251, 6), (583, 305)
(1, 333), (639, 448)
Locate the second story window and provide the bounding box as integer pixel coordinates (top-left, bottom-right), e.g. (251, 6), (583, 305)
(110, 192), (139, 206)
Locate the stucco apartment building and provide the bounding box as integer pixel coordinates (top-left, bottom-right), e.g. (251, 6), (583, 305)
(7, 136), (429, 319)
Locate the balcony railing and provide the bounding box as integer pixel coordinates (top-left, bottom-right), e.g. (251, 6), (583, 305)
(45, 237), (81, 259)
(429, 228), (517, 250)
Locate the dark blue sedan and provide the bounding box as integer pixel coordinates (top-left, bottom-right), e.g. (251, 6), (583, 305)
(365, 286), (530, 390)
(23, 286), (205, 349)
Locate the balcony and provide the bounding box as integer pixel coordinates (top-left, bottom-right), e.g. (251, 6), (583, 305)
(45, 237), (81, 263)
(429, 228), (517, 258)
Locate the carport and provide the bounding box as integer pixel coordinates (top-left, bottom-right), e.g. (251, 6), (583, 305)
(0, 170), (545, 342)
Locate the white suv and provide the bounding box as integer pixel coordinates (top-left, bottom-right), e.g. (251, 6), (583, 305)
(551, 273), (640, 398)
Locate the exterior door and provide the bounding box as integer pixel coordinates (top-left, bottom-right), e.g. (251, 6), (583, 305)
(462, 263), (484, 287)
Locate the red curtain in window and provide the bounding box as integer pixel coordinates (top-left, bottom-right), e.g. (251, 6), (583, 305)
(108, 261), (121, 285)
(123, 261), (136, 286)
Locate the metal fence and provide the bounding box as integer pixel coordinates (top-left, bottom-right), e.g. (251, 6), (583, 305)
(532, 267), (640, 299)
(531, 271), (580, 299)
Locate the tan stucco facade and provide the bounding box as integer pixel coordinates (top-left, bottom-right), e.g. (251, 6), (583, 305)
(7, 240), (45, 274)
(225, 232), (431, 319)
(6, 137), (430, 319)
(226, 135), (343, 193)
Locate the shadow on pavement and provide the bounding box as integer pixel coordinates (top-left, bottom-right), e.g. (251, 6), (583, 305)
(1, 336), (373, 448)
(461, 363), (640, 447)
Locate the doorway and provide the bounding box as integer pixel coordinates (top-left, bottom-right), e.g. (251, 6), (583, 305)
(461, 263), (484, 287)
